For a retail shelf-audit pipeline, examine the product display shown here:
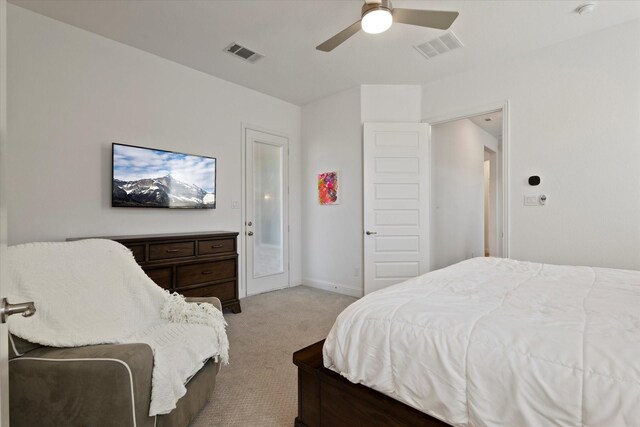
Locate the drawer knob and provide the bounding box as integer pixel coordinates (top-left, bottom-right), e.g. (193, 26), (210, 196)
(166, 249), (180, 253)
(201, 271), (213, 275)
(211, 244), (223, 248)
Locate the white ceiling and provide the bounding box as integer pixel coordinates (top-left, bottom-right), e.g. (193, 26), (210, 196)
(470, 110), (503, 139)
(10, 0), (640, 105)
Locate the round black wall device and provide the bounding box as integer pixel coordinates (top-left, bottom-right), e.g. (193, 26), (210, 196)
(528, 176), (541, 186)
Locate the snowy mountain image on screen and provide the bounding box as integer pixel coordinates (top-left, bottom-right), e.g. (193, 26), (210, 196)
(113, 174), (215, 208)
(112, 144), (216, 208)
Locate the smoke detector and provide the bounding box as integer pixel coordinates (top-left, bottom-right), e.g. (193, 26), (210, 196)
(224, 42), (264, 63)
(576, 3), (596, 16)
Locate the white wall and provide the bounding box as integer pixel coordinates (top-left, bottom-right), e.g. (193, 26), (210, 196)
(361, 85), (422, 123)
(301, 84), (421, 296)
(301, 86), (362, 296)
(7, 5), (302, 287)
(431, 118), (498, 269)
(423, 19), (640, 270)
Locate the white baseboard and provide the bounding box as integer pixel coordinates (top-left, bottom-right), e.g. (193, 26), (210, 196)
(302, 277), (363, 298)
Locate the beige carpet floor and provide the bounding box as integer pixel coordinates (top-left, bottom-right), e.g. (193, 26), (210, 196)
(190, 285), (357, 427)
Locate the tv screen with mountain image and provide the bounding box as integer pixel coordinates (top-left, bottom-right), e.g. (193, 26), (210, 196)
(112, 143), (216, 209)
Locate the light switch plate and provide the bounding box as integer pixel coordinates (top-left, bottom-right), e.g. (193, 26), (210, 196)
(524, 195), (538, 206)
(231, 200), (240, 209)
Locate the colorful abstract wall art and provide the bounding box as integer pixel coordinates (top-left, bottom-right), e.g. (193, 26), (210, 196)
(318, 171), (339, 205)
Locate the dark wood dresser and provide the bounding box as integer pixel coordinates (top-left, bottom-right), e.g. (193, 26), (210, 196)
(70, 231), (241, 313)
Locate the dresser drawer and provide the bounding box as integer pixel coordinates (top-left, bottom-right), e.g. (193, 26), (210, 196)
(149, 242), (195, 261)
(126, 244), (145, 263)
(198, 238), (235, 256)
(144, 267), (172, 290)
(180, 281), (236, 302)
(176, 259), (236, 287)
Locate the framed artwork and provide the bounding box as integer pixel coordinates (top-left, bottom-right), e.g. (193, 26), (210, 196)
(318, 171), (339, 205)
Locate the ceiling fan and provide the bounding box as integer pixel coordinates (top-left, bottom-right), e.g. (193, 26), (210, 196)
(316, 0), (459, 52)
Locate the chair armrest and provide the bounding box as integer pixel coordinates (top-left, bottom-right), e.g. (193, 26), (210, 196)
(185, 296), (222, 312)
(9, 343), (155, 427)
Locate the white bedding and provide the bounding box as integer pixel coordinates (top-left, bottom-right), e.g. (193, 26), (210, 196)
(323, 257), (640, 426)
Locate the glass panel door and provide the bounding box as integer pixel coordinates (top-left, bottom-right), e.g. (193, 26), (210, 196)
(253, 141), (283, 277)
(244, 128), (289, 296)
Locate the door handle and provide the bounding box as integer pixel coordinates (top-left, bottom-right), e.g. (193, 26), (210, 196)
(365, 231), (377, 235)
(0, 298), (36, 323)
(247, 231), (254, 236)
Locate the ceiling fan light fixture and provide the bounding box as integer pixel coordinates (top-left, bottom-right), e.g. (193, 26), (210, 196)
(316, 0), (459, 52)
(361, 8), (393, 34)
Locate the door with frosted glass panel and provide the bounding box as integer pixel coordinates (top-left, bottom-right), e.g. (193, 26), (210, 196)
(245, 129), (289, 295)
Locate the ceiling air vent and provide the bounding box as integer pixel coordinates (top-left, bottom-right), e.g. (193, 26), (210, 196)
(414, 32), (463, 60)
(224, 42), (264, 63)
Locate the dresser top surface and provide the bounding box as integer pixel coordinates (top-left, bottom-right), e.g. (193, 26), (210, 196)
(69, 231), (239, 243)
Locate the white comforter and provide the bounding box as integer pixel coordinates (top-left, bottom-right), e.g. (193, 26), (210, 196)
(7, 239), (229, 417)
(324, 257), (640, 426)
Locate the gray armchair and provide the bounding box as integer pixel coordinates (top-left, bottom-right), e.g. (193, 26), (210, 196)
(8, 297), (222, 427)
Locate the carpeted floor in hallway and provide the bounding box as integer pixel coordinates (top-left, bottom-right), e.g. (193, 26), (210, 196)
(190, 285), (357, 427)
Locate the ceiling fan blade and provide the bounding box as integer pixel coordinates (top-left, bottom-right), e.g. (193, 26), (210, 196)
(316, 20), (362, 52)
(392, 9), (459, 30)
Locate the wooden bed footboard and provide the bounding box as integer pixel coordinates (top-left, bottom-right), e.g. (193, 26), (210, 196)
(293, 340), (450, 427)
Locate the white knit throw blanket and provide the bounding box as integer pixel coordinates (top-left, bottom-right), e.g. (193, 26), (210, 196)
(6, 239), (229, 416)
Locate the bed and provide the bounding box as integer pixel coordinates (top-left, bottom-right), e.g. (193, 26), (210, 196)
(294, 257), (640, 426)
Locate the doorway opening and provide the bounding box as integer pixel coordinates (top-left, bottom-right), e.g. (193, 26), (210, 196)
(428, 106), (507, 270)
(484, 147), (497, 257)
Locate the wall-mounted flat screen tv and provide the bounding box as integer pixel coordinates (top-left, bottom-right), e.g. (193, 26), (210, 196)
(112, 143), (216, 209)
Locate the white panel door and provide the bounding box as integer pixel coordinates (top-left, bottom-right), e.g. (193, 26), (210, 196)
(244, 128), (289, 296)
(363, 123), (429, 295)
